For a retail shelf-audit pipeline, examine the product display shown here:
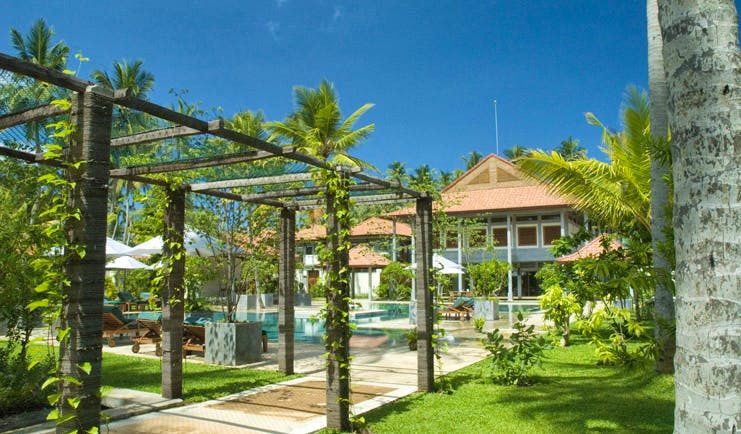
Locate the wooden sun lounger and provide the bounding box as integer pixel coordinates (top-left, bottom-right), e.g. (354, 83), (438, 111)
(102, 306), (139, 347)
(183, 324), (206, 357)
(131, 311), (162, 356)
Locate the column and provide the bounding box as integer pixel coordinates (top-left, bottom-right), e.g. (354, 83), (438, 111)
(415, 196), (434, 392)
(161, 187), (185, 399)
(278, 207), (296, 374)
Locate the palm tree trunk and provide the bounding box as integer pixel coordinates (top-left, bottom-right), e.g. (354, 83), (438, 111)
(659, 0), (741, 431)
(58, 87), (112, 433)
(647, 0), (676, 374)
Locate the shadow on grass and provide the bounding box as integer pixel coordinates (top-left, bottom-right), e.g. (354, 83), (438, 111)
(102, 353), (296, 403)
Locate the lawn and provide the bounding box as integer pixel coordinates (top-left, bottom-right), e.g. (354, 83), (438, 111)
(363, 340), (674, 434)
(101, 352), (299, 403)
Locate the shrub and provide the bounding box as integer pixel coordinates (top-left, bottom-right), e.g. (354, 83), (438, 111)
(0, 347), (55, 417)
(482, 312), (546, 385)
(539, 285), (581, 346)
(467, 258), (510, 298)
(376, 262), (412, 300)
(473, 317), (486, 333)
(576, 306), (655, 367)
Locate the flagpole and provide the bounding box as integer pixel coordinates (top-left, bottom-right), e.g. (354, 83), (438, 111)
(493, 99), (500, 155)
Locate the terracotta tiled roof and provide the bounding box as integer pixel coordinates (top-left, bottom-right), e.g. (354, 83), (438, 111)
(349, 245), (391, 268)
(296, 217), (411, 240)
(387, 185), (572, 217)
(555, 235), (623, 263)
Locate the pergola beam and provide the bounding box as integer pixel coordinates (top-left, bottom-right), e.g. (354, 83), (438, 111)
(110, 125), (203, 148)
(0, 103), (68, 131)
(109, 150), (274, 176)
(190, 172), (314, 191)
(288, 193), (415, 210)
(238, 183), (380, 201)
(0, 52), (91, 92)
(0, 145), (62, 167)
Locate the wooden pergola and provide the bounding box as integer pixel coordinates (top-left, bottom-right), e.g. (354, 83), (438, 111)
(0, 53), (435, 432)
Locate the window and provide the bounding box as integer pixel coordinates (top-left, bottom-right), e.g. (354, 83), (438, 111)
(517, 226), (537, 247)
(492, 227), (508, 247)
(542, 225), (562, 246)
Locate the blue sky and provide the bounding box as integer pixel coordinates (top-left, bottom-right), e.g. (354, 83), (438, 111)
(3, 1), (666, 175)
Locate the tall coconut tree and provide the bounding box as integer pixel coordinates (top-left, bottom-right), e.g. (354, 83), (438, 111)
(10, 18), (68, 70)
(267, 80), (375, 431)
(462, 150), (483, 169)
(7, 19), (70, 151)
(658, 0), (741, 431)
(555, 136), (587, 160)
(266, 79), (376, 170)
(503, 144), (529, 161)
(517, 87), (652, 239)
(91, 58), (155, 135)
(647, 0), (675, 374)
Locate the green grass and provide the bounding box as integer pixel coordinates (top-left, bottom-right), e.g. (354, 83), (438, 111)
(101, 352), (299, 403)
(364, 340), (674, 434)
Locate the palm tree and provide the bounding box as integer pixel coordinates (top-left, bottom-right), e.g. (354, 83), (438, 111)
(461, 151), (483, 169)
(386, 161), (409, 186)
(659, 0), (740, 431)
(517, 87), (651, 239)
(267, 81), (375, 430)
(647, 0), (674, 374)
(92, 59), (155, 135)
(409, 164), (437, 191)
(266, 80), (376, 170)
(10, 18), (68, 70)
(7, 19), (70, 151)
(503, 144), (529, 161)
(555, 137), (587, 160)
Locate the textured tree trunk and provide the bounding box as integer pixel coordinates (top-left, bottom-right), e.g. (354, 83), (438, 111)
(58, 86), (112, 433)
(278, 207), (296, 374)
(648, 0), (676, 375)
(324, 187), (351, 431)
(161, 188), (185, 399)
(415, 196), (435, 392)
(659, 0), (741, 431)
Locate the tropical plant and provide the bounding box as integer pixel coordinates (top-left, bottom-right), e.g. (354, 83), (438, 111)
(517, 87), (652, 240)
(503, 144), (529, 161)
(576, 306), (654, 367)
(538, 284), (580, 346)
(266, 79), (376, 170)
(462, 151), (483, 169)
(473, 317), (486, 333)
(10, 18), (68, 70)
(555, 136), (587, 160)
(482, 312), (546, 385)
(467, 258), (510, 299)
(376, 261), (413, 300)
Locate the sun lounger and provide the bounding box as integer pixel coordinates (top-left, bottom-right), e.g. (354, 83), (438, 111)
(131, 311), (163, 356)
(102, 306), (139, 347)
(442, 297), (474, 320)
(183, 324), (206, 357)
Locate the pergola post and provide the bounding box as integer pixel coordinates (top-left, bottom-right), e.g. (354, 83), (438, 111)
(415, 195), (435, 392)
(325, 184), (351, 431)
(161, 187), (185, 399)
(278, 207), (296, 374)
(58, 86), (112, 433)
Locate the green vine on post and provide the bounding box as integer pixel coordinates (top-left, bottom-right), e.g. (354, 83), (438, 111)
(28, 98), (98, 433)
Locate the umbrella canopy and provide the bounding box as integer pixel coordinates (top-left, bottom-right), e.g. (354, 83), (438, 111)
(106, 255), (152, 270)
(106, 237), (132, 256)
(125, 230), (218, 257)
(408, 254), (465, 274)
